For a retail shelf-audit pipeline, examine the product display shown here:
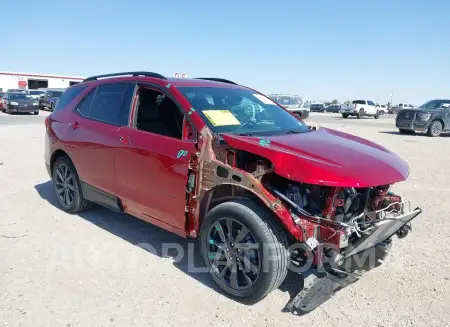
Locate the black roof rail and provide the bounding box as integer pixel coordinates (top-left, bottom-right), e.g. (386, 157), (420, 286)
(83, 71), (167, 82)
(195, 78), (237, 85)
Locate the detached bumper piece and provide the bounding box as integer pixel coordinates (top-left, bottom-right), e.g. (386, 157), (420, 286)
(285, 207), (422, 315)
(285, 267), (361, 315)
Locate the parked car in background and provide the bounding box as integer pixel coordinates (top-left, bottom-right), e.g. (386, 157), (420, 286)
(389, 105), (399, 114)
(375, 104), (388, 115)
(27, 89), (46, 101)
(341, 100), (378, 119)
(44, 71), (421, 314)
(268, 94), (310, 119)
(398, 103), (415, 111)
(0, 92), (4, 110)
(395, 99), (450, 137)
(39, 89), (65, 111)
(310, 103), (326, 112)
(1, 92), (39, 114)
(324, 104), (341, 113)
(6, 88), (27, 93)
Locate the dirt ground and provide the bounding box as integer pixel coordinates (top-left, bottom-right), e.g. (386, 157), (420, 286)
(0, 112), (449, 327)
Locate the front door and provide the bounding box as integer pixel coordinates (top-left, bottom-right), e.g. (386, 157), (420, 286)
(115, 127), (196, 234)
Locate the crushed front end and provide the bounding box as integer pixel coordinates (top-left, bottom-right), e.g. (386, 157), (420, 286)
(265, 179), (422, 314)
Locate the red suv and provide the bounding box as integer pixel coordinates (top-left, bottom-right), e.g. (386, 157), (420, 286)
(44, 72), (421, 313)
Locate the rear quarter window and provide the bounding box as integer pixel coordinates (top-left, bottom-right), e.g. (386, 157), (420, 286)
(54, 86), (88, 111)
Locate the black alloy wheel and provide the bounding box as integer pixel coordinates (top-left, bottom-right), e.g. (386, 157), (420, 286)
(200, 200), (289, 303)
(52, 156), (91, 213)
(206, 217), (261, 291)
(54, 162), (76, 208)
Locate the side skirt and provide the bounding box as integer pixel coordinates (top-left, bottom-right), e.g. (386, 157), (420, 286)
(81, 182), (123, 213)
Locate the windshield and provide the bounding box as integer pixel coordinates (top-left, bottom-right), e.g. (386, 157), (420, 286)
(177, 87), (310, 136)
(419, 99), (450, 109)
(10, 94), (33, 100)
(29, 90), (44, 95)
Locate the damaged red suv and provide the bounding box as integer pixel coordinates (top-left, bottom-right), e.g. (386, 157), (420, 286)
(44, 72), (421, 313)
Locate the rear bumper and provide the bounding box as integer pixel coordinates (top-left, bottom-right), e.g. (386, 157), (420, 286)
(45, 163), (52, 178)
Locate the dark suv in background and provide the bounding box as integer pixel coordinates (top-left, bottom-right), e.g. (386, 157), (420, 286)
(39, 89), (65, 111)
(395, 99), (450, 136)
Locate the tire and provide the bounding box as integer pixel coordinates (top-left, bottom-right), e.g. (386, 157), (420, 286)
(427, 120), (443, 137)
(33, 111), (39, 115)
(52, 155), (91, 213)
(200, 199), (289, 303)
(357, 109), (364, 119)
(1, 108), (5, 113)
(374, 111), (380, 119)
(342, 114), (349, 119)
(50, 103), (55, 111)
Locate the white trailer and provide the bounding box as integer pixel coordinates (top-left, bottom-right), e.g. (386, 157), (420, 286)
(0, 71), (85, 92)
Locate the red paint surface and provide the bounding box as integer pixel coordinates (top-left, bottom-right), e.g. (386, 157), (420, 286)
(222, 129), (409, 187)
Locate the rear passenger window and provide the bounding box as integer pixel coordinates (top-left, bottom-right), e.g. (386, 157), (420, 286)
(54, 86), (87, 111)
(76, 89), (96, 116)
(89, 83), (132, 125)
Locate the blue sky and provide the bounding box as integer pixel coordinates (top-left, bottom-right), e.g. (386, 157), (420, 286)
(1, 0), (449, 104)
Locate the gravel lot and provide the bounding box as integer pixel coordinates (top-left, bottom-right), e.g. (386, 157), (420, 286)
(1, 111), (449, 327)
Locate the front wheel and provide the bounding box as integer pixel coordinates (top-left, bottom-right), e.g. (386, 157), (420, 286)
(374, 111), (380, 119)
(200, 199), (289, 303)
(33, 110), (39, 115)
(427, 120), (443, 137)
(342, 114), (349, 118)
(357, 109), (364, 119)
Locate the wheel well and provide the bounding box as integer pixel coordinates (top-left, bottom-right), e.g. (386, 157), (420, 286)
(198, 184), (292, 239)
(50, 149), (70, 176)
(432, 118), (445, 129)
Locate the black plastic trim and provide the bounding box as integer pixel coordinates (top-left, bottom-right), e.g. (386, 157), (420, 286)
(83, 71), (167, 82)
(81, 182), (122, 212)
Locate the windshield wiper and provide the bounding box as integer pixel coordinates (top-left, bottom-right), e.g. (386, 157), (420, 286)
(280, 130), (303, 135)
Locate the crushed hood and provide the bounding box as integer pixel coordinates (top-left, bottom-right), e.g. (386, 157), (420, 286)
(222, 128), (409, 187)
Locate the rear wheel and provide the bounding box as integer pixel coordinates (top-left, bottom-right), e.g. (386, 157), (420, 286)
(33, 110), (39, 115)
(427, 120), (443, 137)
(374, 111), (380, 119)
(52, 156), (91, 213)
(200, 199), (289, 303)
(342, 114), (349, 119)
(357, 109), (364, 119)
(50, 103), (55, 111)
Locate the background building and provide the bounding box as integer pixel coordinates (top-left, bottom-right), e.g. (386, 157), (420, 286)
(0, 71), (85, 92)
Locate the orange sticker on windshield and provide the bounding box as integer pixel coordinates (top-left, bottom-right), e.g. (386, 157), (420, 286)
(203, 110), (241, 126)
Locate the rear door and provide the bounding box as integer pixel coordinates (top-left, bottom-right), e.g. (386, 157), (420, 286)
(64, 83), (134, 195)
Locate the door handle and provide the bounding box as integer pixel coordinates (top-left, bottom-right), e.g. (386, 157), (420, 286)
(69, 122), (79, 130)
